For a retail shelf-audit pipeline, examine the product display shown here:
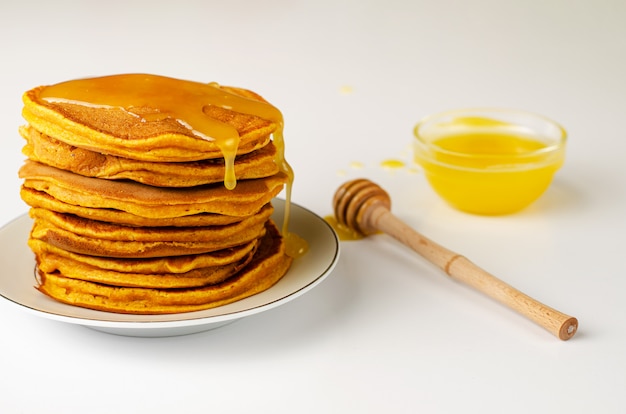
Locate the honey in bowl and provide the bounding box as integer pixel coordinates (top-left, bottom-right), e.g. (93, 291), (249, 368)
(413, 109), (567, 215)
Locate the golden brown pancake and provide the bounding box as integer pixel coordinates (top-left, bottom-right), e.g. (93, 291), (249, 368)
(29, 238), (259, 274)
(34, 245), (256, 288)
(22, 83), (278, 162)
(29, 204), (272, 243)
(20, 125), (280, 187)
(30, 210), (273, 258)
(20, 186), (246, 227)
(20, 160), (287, 218)
(19, 74), (296, 315)
(37, 221), (293, 314)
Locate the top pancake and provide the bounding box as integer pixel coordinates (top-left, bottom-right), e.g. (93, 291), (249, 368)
(22, 80), (279, 162)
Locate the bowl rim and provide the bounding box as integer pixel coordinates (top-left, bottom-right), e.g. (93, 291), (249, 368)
(414, 107), (567, 152)
(413, 108), (567, 171)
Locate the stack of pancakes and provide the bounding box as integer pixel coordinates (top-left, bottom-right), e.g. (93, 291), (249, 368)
(18, 74), (293, 314)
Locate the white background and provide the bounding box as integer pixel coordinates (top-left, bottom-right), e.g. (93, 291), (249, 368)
(1, 1), (625, 413)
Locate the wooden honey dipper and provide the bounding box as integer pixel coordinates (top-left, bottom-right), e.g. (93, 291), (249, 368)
(333, 178), (578, 340)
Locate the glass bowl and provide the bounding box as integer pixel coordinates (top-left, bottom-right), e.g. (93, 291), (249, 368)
(413, 108), (567, 215)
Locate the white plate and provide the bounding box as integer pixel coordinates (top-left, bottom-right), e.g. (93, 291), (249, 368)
(0, 199), (339, 337)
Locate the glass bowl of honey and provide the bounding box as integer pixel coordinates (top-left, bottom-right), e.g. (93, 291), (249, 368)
(413, 108), (567, 215)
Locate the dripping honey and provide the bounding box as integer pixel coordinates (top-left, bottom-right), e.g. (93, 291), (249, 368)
(40, 74), (307, 257)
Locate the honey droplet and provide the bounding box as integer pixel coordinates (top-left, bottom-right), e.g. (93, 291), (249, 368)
(324, 215), (363, 241)
(339, 85), (354, 95)
(381, 159), (405, 169)
(284, 231), (309, 258)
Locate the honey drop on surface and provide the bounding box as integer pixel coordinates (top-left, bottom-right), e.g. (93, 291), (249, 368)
(324, 215), (364, 241)
(380, 159), (405, 169)
(339, 85), (354, 95)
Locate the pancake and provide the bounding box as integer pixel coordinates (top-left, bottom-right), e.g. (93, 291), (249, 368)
(30, 212), (272, 258)
(29, 204), (272, 243)
(20, 160), (288, 218)
(28, 238), (259, 274)
(34, 245), (257, 288)
(28, 204), (271, 258)
(20, 125), (280, 187)
(19, 74), (298, 315)
(22, 80), (278, 162)
(36, 221), (293, 314)
(20, 186), (246, 227)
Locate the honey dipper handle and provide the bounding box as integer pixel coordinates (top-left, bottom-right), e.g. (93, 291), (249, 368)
(367, 207), (578, 340)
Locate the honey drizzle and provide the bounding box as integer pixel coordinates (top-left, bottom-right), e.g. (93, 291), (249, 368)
(272, 127), (308, 258)
(39, 73), (307, 258)
(40, 74), (277, 190)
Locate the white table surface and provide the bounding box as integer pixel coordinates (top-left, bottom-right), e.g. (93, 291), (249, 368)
(1, 1), (625, 413)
